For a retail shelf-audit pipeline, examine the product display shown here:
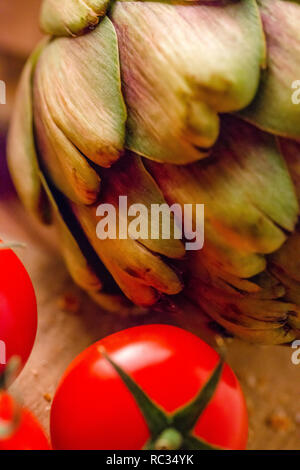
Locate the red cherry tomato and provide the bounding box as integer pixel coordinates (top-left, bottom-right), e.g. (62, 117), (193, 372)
(0, 246), (37, 376)
(0, 392), (50, 450)
(51, 325), (248, 450)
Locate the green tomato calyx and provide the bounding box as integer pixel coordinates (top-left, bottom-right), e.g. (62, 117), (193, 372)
(99, 346), (224, 450)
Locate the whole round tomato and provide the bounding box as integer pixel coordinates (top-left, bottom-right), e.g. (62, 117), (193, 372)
(50, 325), (248, 450)
(0, 245), (37, 376)
(0, 391), (50, 450)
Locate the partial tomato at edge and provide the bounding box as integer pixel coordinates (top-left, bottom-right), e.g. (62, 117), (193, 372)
(0, 392), (50, 450)
(0, 246), (37, 376)
(50, 324), (248, 450)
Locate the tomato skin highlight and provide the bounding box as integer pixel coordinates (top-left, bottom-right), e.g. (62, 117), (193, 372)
(0, 248), (37, 376)
(51, 325), (248, 450)
(0, 392), (50, 450)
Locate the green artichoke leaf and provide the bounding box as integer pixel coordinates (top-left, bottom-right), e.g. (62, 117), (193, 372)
(241, 0), (300, 139)
(270, 230), (300, 285)
(57, 215), (104, 293)
(39, 171), (138, 315)
(40, 0), (110, 36)
(99, 153), (185, 259)
(7, 41), (51, 224)
(279, 138), (300, 202)
(35, 16), (127, 169)
(270, 261), (300, 313)
(110, 0), (265, 164)
(71, 199), (184, 307)
(34, 73), (101, 205)
(187, 271), (298, 344)
(146, 117), (299, 280)
(39, 172), (103, 293)
(188, 281), (297, 344)
(194, 227), (267, 280)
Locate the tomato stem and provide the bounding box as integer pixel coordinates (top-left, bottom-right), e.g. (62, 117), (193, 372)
(0, 357), (21, 389)
(154, 428), (183, 450)
(0, 393), (22, 440)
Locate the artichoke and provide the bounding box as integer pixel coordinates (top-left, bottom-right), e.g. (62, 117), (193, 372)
(7, 0), (300, 344)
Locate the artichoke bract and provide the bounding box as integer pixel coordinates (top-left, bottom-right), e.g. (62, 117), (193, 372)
(7, 0), (300, 344)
